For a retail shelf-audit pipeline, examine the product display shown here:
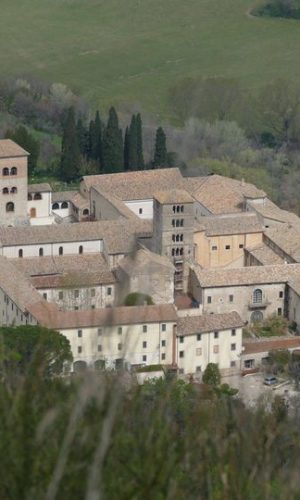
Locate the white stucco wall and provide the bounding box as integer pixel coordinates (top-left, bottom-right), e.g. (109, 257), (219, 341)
(1, 239), (104, 259)
(125, 199), (153, 219)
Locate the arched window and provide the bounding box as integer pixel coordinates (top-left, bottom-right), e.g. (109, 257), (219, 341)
(2, 168), (9, 176)
(78, 245), (83, 255)
(10, 167), (17, 175)
(172, 219), (175, 227)
(176, 248), (180, 256)
(180, 248), (184, 256)
(180, 205), (184, 213)
(34, 193), (42, 200)
(176, 205), (180, 213)
(61, 201), (68, 209)
(172, 205), (176, 213)
(28, 193), (32, 201)
(39, 248), (44, 257)
(176, 234), (180, 242)
(2, 188), (9, 194)
(180, 234), (184, 241)
(10, 187), (17, 194)
(18, 249), (23, 258)
(180, 219), (184, 227)
(59, 246), (63, 256)
(172, 234), (176, 242)
(6, 202), (14, 212)
(83, 208), (89, 216)
(171, 249), (175, 256)
(52, 203), (59, 210)
(251, 310), (263, 323)
(176, 220), (180, 227)
(253, 289), (263, 304)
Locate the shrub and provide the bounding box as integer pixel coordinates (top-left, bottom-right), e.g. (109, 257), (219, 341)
(123, 293), (154, 306)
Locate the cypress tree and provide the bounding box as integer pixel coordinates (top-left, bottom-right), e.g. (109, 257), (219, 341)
(136, 113), (145, 169)
(60, 107), (81, 182)
(128, 114), (138, 170)
(76, 118), (89, 158)
(94, 110), (103, 169)
(153, 126), (167, 168)
(124, 126), (130, 171)
(102, 107), (123, 173)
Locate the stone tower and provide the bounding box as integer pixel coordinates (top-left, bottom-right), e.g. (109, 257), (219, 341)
(152, 189), (195, 293)
(0, 139), (29, 226)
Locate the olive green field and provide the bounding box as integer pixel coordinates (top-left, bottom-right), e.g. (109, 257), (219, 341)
(1, 0), (300, 119)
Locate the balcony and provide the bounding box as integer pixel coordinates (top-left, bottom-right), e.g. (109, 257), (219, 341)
(248, 299), (270, 310)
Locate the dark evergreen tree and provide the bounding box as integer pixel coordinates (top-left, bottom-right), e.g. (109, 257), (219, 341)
(5, 126), (40, 177)
(128, 114), (138, 170)
(88, 119), (96, 160)
(153, 126), (167, 167)
(94, 110), (103, 169)
(124, 126), (130, 171)
(136, 113), (145, 169)
(60, 107), (81, 182)
(76, 118), (89, 158)
(102, 107), (123, 173)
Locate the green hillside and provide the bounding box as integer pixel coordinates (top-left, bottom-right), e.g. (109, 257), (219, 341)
(1, 0), (300, 118)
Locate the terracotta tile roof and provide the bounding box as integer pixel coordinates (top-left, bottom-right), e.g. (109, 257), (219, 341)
(28, 183), (52, 193)
(243, 336), (300, 355)
(154, 189), (194, 204)
(82, 168), (185, 200)
(51, 191), (78, 203)
(188, 175), (266, 215)
(91, 185), (139, 220)
(31, 271), (115, 289)
(192, 263), (300, 288)
(118, 247), (174, 276)
(30, 304), (177, 329)
(0, 139), (29, 158)
(249, 199), (300, 226)
(70, 192), (89, 210)
(245, 244), (285, 266)
(264, 225), (300, 262)
(195, 213), (263, 236)
(177, 311), (244, 336)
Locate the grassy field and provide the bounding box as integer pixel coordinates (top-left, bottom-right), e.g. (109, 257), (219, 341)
(1, 0), (300, 119)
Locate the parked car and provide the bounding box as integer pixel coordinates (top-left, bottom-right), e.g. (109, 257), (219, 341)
(264, 375), (278, 386)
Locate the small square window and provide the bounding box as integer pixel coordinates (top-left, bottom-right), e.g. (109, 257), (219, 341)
(91, 305), (95, 310)
(78, 346), (82, 354)
(232, 329), (236, 336)
(179, 368), (184, 374)
(74, 306), (79, 311)
(161, 353), (166, 360)
(278, 308), (282, 316)
(231, 343), (236, 351)
(229, 295), (234, 303)
(118, 343), (122, 351)
(230, 361), (236, 367)
(213, 345), (219, 354)
(239, 244), (244, 249)
(196, 347), (202, 356)
(98, 328), (102, 336)
(118, 327), (122, 335)
(139, 208), (143, 214)
(43, 293), (47, 300)
(142, 355), (147, 362)
(161, 340), (166, 347)
(107, 287), (112, 296)
(207, 296), (212, 304)
(98, 345), (102, 352)
(179, 336), (184, 343)
(161, 324), (166, 332)
(196, 366), (201, 373)
(197, 334), (201, 341)
(143, 325), (147, 333)
(225, 245), (231, 250)
(58, 291), (63, 300)
(279, 291), (283, 298)
(179, 351), (184, 358)
(143, 341), (147, 348)
(214, 331), (219, 339)
(212, 245), (218, 251)
(91, 288), (96, 297)
(78, 330), (82, 338)
(74, 289), (79, 298)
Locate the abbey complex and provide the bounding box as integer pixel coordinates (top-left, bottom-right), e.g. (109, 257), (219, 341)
(1, 138), (300, 376)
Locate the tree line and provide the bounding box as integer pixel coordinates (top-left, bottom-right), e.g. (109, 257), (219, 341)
(61, 107), (172, 182)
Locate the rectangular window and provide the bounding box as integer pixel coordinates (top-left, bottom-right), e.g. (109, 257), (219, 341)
(230, 361), (236, 367)
(231, 343), (236, 351)
(231, 329), (236, 336)
(196, 347), (202, 356)
(207, 296), (212, 304)
(161, 353), (166, 360)
(278, 308), (282, 316)
(179, 368), (184, 374)
(244, 359), (254, 369)
(197, 333), (202, 341)
(239, 244), (244, 249)
(196, 366), (201, 373)
(143, 325), (147, 333)
(229, 295), (234, 303)
(58, 291), (63, 300)
(212, 245), (218, 251)
(74, 289), (79, 298)
(98, 345), (102, 352)
(161, 324), (166, 332)
(107, 287), (112, 296)
(74, 306), (79, 311)
(279, 291), (283, 298)
(225, 245), (231, 250)
(139, 208), (143, 214)
(179, 351), (184, 358)
(78, 330), (82, 338)
(142, 355), (147, 362)
(161, 340), (166, 347)
(78, 346), (82, 354)
(91, 288), (96, 297)
(118, 327), (122, 335)
(214, 331), (219, 339)
(213, 345), (219, 354)
(43, 293), (47, 300)
(143, 341), (147, 348)
(118, 343), (122, 351)
(98, 328), (102, 336)
(179, 336), (184, 343)
(91, 305), (95, 310)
